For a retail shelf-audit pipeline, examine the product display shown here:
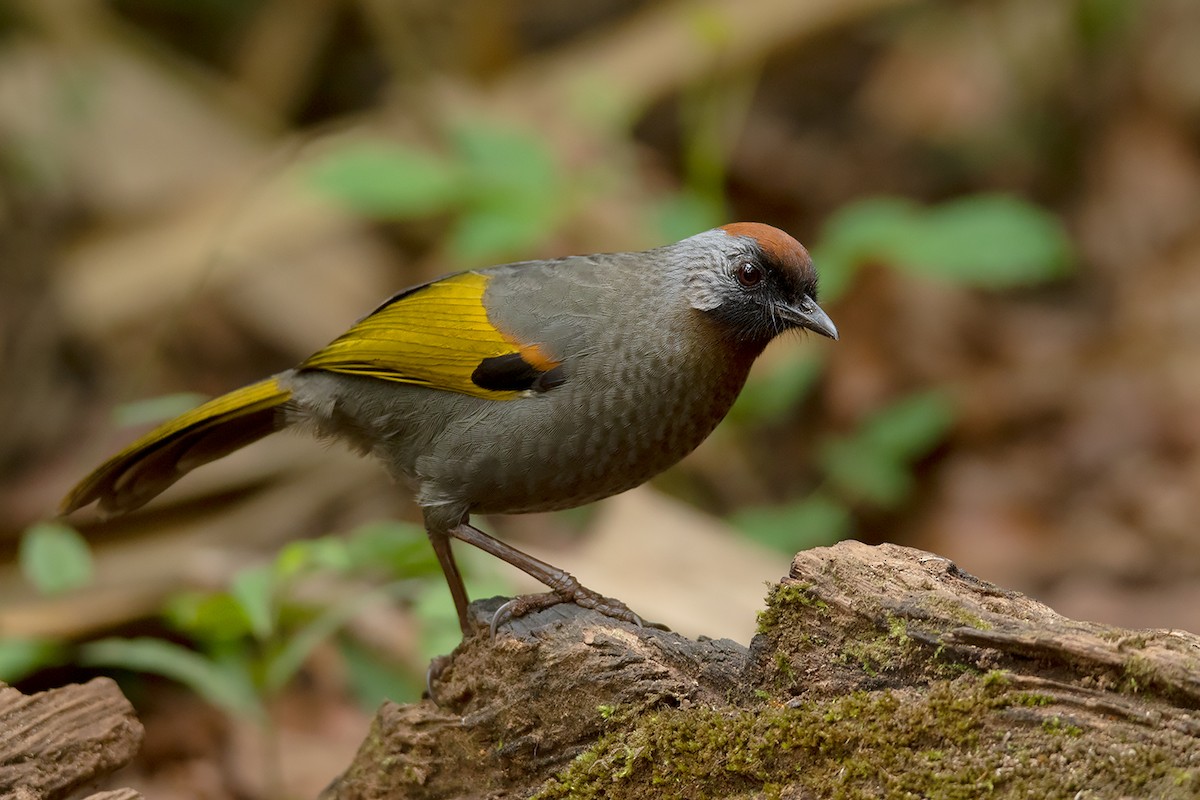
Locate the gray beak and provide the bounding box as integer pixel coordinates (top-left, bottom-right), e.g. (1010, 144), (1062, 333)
(781, 295), (838, 340)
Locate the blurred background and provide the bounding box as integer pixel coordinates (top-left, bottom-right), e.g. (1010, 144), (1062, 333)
(2, 0), (1199, 796)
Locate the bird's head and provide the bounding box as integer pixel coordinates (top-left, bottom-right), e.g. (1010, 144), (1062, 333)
(678, 222), (838, 345)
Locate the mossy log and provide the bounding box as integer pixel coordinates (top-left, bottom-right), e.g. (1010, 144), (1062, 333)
(322, 541), (1200, 799)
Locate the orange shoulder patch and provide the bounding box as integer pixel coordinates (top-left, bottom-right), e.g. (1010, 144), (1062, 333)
(300, 271), (561, 401)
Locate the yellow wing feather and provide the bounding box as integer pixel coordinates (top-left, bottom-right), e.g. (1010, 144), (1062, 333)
(60, 377), (291, 514)
(299, 271), (524, 401)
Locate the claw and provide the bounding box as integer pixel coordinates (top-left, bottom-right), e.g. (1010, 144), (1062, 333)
(489, 597), (521, 638)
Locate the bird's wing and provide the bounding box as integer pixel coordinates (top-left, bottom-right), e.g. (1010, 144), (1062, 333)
(298, 271), (563, 401)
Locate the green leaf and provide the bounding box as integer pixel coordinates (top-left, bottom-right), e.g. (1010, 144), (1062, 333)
(338, 637), (422, 710)
(344, 520), (440, 578)
(727, 353), (824, 425)
(812, 198), (917, 301)
(19, 521), (93, 595)
(415, 581), (463, 662)
(858, 390), (955, 461)
(820, 436), (914, 509)
(452, 123), (558, 202)
(230, 566), (276, 641)
(113, 392), (208, 428)
(656, 190), (725, 244)
(820, 391), (950, 510)
(263, 584), (403, 694)
(813, 194), (1073, 297)
(732, 494), (852, 553)
(686, 5), (736, 48)
(818, 391), (955, 509)
(306, 537), (354, 571)
(274, 540), (312, 580)
(1076, 0), (1141, 48)
(447, 122), (562, 261)
(0, 637), (67, 683)
(893, 194), (1073, 287)
(309, 142), (462, 217)
(450, 203), (555, 262)
(275, 537), (353, 579)
(163, 591), (255, 643)
(79, 637), (263, 720)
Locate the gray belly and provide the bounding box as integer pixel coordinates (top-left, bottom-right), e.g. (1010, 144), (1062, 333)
(420, 351), (747, 514)
(287, 345), (753, 517)
(450, 374), (741, 514)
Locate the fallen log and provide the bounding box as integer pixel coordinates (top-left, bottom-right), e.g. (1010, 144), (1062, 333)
(323, 540), (1200, 799)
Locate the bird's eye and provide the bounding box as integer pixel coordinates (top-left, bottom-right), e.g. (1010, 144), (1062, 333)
(735, 261), (764, 288)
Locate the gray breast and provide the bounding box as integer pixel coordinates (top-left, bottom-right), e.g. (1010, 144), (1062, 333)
(421, 315), (755, 515)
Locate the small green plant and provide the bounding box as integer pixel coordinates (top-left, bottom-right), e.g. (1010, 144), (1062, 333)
(0, 522), (95, 681)
(0, 521), (96, 682)
(2, 518), (492, 794)
(2, 519), (500, 713)
(731, 389), (955, 552)
(94, 519), (476, 717)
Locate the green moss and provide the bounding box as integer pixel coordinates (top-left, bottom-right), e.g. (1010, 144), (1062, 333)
(981, 669), (1010, 688)
(535, 681), (991, 799)
(1123, 655), (1158, 695)
(923, 595), (993, 630)
(531, 676), (1197, 800)
(839, 620), (916, 677)
(756, 583), (829, 635)
(774, 651), (796, 683)
(1042, 716), (1084, 737)
(886, 613), (910, 645)
(840, 639), (886, 677)
(1100, 631), (1149, 649)
(935, 660), (976, 678)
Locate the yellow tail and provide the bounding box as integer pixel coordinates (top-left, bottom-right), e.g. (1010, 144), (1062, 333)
(61, 377), (292, 516)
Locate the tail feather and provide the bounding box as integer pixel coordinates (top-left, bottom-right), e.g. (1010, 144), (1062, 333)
(61, 377), (293, 516)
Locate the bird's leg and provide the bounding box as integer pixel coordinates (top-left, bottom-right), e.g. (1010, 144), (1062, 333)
(447, 521), (643, 633)
(426, 528), (472, 635)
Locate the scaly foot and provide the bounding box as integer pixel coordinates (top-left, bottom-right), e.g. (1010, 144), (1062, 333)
(489, 588), (644, 637)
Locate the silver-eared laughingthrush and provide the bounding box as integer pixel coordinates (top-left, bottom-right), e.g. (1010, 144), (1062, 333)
(61, 223), (837, 634)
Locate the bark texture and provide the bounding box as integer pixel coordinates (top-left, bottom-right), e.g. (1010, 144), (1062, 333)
(0, 677), (143, 800)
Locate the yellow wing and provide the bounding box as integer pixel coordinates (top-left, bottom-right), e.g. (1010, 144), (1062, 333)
(60, 377), (292, 515)
(299, 271), (559, 401)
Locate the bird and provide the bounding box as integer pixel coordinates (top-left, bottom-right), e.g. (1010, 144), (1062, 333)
(61, 223), (837, 636)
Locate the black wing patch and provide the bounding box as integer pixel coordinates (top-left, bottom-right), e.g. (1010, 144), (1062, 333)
(471, 353), (566, 393)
